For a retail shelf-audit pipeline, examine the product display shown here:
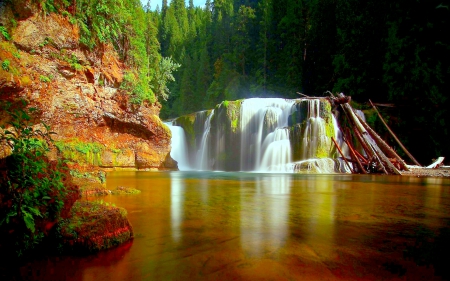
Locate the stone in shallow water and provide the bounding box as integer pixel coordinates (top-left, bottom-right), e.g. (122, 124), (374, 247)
(111, 186), (141, 195)
(57, 201), (133, 253)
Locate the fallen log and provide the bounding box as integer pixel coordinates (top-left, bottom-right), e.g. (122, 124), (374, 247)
(338, 93), (401, 175)
(369, 100), (421, 167)
(343, 128), (367, 174)
(344, 135), (367, 174)
(332, 137), (354, 173)
(355, 112), (410, 172)
(353, 127), (374, 159)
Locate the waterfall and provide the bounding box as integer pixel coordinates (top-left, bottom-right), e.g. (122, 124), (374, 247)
(170, 97), (354, 173)
(240, 98), (294, 171)
(196, 110), (214, 170)
(259, 128), (291, 172)
(165, 122), (190, 170)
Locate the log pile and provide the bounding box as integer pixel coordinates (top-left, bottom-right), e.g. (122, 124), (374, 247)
(327, 93), (432, 175)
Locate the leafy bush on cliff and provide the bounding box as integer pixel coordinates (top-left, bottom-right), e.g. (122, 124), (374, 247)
(33, 0), (179, 104)
(0, 101), (75, 257)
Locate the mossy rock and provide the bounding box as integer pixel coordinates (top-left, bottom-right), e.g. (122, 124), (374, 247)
(111, 186), (141, 195)
(292, 159), (337, 174)
(57, 201), (133, 253)
(70, 169), (110, 197)
(55, 138), (104, 166)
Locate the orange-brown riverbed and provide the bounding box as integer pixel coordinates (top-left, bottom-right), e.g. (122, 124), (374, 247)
(9, 172), (450, 280)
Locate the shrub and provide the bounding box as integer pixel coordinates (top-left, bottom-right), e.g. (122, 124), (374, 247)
(0, 101), (69, 257)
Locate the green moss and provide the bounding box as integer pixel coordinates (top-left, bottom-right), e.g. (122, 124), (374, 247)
(57, 201), (132, 253)
(225, 99), (242, 133)
(55, 139), (104, 166)
(315, 139), (330, 159)
(174, 113), (197, 149)
(111, 186), (141, 195)
(325, 116), (335, 138)
(1, 59), (10, 71)
(111, 148), (121, 154)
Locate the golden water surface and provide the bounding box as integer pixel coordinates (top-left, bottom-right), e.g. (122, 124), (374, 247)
(16, 172), (450, 280)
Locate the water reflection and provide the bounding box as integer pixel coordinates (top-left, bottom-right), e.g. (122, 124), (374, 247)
(240, 175), (291, 257)
(170, 172), (185, 242)
(3, 172), (450, 280)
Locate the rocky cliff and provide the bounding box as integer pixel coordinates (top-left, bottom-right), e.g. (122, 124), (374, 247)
(0, 2), (176, 170)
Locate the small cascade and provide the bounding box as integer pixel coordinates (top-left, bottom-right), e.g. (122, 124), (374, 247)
(165, 122), (190, 170)
(196, 110), (214, 170)
(300, 99), (331, 160)
(240, 98), (294, 171)
(259, 128), (291, 172)
(170, 97), (352, 173)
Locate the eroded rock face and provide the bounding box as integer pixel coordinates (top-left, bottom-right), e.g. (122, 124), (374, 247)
(0, 13), (175, 170)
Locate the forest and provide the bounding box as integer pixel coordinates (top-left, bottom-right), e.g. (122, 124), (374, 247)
(3, 0), (449, 162)
(152, 0), (450, 164)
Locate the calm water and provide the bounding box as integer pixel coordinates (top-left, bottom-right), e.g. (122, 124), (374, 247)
(9, 172), (450, 280)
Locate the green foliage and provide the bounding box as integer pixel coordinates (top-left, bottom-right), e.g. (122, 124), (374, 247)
(39, 75), (51, 83)
(0, 101), (68, 257)
(1, 59), (10, 71)
(10, 19), (17, 28)
(154, 57), (181, 101)
(39, 37), (53, 48)
(0, 26), (11, 41)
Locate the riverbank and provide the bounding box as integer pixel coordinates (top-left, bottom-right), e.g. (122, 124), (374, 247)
(402, 167), (450, 178)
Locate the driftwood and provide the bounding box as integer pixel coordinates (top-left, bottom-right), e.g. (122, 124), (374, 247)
(355, 113), (410, 172)
(328, 95), (351, 107)
(427, 157), (445, 169)
(338, 93), (402, 175)
(331, 137), (354, 173)
(343, 133), (367, 174)
(369, 100), (421, 167)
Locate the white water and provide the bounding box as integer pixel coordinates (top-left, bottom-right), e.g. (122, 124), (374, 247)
(259, 128), (291, 172)
(169, 98), (350, 173)
(165, 122), (190, 170)
(196, 110), (214, 170)
(240, 98), (294, 171)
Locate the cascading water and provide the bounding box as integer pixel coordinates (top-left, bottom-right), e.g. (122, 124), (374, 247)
(196, 110), (214, 170)
(165, 121), (190, 170)
(259, 128), (291, 172)
(240, 98), (294, 171)
(170, 98), (350, 173)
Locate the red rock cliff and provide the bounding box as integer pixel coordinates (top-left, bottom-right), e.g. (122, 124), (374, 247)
(0, 4), (176, 170)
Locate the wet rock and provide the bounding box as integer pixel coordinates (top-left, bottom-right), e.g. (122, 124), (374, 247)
(111, 186), (141, 195)
(57, 201), (133, 253)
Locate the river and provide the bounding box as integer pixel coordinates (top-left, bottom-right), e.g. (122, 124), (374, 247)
(8, 171), (450, 280)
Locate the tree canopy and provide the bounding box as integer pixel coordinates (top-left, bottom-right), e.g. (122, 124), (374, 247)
(26, 0), (450, 163)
